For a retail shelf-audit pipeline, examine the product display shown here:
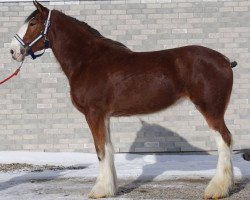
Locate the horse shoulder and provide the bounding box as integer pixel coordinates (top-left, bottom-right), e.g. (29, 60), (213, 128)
(69, 68), (113, 114)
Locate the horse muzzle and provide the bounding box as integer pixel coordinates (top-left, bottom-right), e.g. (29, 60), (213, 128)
(10, 47), (26, 62)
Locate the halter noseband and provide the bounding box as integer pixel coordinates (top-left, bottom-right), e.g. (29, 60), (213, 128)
(14, 10), (52, 60)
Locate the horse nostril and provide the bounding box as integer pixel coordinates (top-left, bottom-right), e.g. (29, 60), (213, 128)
(20, 48), (26, 55)
(10, 49), (14, 55)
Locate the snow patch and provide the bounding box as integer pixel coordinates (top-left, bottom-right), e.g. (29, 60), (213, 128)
(0, 151), (249, 182)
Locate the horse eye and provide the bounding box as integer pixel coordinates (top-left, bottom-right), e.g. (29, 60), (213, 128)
(30, 22), (36, 26)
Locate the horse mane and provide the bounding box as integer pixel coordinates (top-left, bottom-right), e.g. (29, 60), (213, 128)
(55, 10), (128, 50)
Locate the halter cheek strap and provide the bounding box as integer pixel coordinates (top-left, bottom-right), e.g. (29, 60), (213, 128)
(14, 10), (52, 60)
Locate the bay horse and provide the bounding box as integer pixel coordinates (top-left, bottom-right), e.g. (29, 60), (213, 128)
(10, 1), (238, 199)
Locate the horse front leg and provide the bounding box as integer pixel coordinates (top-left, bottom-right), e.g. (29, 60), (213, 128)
(85, 110), (117, 199)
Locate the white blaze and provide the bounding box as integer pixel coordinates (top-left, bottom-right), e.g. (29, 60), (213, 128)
(10, 23), (28, 61)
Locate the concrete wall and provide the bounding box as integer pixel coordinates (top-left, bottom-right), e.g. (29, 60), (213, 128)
(0, 0), (249, 153)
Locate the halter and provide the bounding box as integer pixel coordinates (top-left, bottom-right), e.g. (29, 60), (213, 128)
(14, 10), (52, 60)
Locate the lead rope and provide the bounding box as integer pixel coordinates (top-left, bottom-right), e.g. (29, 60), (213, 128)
(0, 61), (24, 85)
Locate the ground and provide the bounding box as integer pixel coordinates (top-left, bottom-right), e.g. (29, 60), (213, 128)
(0, 164), (249, 200)
(0, 152), (249, 199)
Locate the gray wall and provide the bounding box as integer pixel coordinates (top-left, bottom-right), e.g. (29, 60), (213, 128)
(0, 0), (249, 153)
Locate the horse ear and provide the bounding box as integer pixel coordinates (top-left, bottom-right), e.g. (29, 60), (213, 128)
(33, 0), (47, 15)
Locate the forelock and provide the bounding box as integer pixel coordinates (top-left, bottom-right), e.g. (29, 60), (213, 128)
(25, 10), (39, 23)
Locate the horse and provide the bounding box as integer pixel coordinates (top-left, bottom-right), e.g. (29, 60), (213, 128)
(10, 1), (238, 199)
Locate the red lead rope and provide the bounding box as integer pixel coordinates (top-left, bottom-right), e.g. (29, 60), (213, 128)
(0, 61), (23, 85)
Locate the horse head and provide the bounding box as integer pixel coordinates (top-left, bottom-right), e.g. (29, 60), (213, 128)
(10, 1), (50, 62)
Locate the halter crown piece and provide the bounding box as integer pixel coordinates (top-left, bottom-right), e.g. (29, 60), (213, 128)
(14, 10), (52, 60)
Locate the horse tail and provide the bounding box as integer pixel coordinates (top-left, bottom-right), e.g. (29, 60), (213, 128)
(231, 61), (238, 68)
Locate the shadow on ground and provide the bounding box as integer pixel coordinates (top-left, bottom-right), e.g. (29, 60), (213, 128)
(0, 164), (88, 192)
(118, 120), (207, 196)
(118, 120), (250, 197)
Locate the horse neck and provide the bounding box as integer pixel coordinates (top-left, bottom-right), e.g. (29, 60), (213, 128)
(48, 11), (98, 79)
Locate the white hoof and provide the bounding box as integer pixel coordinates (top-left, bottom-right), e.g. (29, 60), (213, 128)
(88, 180), (117, 199)
(204, 176), (233, 199)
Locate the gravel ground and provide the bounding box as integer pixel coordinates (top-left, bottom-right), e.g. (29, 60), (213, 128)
(0, 163), (86, 173)
(0, 163), (249, 200)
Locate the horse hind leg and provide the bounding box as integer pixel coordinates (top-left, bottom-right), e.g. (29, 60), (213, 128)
(203, 117), (234, 199)
(86, 111), (117, 198)
(192, 95), (234, 198)
(192, 94), (234, 198)
(187, 62), (234, 198)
